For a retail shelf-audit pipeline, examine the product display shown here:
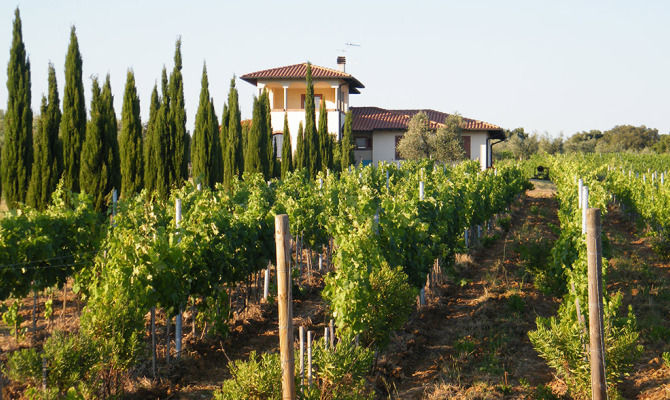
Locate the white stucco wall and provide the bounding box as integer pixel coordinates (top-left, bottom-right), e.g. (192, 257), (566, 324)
(371, 131), (401, 163)
(468, 132), (489, 161)
(369, 130), (491, 165)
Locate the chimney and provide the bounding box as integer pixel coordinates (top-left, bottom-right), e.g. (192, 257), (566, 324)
(337, 56), (346, 72)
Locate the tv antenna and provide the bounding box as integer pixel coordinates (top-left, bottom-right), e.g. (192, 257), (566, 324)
(345, 42), (361, 47)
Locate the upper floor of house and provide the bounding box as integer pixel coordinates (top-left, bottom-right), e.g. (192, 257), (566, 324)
(240, 59), (364, 115)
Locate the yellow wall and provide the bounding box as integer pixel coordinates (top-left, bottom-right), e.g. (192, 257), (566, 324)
(270, 87), (336, 110)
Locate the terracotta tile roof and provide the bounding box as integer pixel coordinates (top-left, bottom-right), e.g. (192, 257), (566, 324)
(350, 107), (503, 134)
(240, 63), (364, 94)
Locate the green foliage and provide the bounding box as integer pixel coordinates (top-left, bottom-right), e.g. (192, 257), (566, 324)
(143, 84), (160, 195)
(169, 38), (189, 184)
(318, 99), (331, 172)
(191, 64), (222, 188)
(5, 346), (40, 386)
(245, 94), (270, 178)
(304, 63), (320, 179)
(2, 7), (33, 208)
(323, 219), (416, 349)
(119, 70), (143, 198)
(529, 292), (642, 399)
(79, 75), (119, 211)
(60, 26), (86, 193)
(494, 127), (539, 160)
(2, 298), (25, 340)
(397, 112), (468, 162)
(311, 339), (374, 400)
(397, 112), (431, 160)
(340, 111), (354, 170)
(663, 351), (670, 367)
(264, 90), (275, 178)
(431, 114), (466, 162)
(0, 183), (101, 302)
(154, 68), (172, 199)
(652, 134), (670, 153)
(563, 130), (602, 153)
(214, 342), (373, 400)
(295, 121), (305, 171)
(6, 330), (127, 398)
(529, 153), (645, 399)
(215, 351), (283, 400)
(281, 113), (292, 179)
(596, 125), (659, 153)
(515, 235), (562, 295)
(27, 64), (61, 210)
(223, 78), (243, 188)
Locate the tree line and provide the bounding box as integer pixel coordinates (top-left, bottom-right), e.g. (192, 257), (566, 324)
(1, 9), (355, 211)
(495, 124), (669, 160)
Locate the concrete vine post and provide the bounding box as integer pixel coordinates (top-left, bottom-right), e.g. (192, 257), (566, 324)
(307, 330), (313, 386)
(275, 214), (295, 399)
(578, 178), (583, 209)
(299, 326), (305, 387)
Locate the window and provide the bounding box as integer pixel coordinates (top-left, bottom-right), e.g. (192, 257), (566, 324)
(355, 136), (371, 150)
(301, 94), (322, 109)
(462, 135), (471, 159)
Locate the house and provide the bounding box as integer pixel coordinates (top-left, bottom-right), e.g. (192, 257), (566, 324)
(240, 59), (504, 167)
(240, 57), (362, 155)
(350, 107), (505, 166)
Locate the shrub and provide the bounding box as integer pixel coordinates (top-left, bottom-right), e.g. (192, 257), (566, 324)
(215, 351), (284, 400)
(312, 338), (373, 400)
(5, 347), (41, 387)
(5, 331), (99, 398)
(530, 289), (642, 399)
(214, 341), (374, 400)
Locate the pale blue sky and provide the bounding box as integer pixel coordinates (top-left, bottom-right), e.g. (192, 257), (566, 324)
(1, 1), (669, 137)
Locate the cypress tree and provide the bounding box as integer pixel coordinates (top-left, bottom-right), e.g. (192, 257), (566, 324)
(224, 78), (243, 188)
(169, 38), (188, 184)
(155, 68), (171, 199)
(318, 99), (331, 172)
(264, 91), (274, 178)
(191, 64), (222, 188)
(280, 113), (292, 179)
(143, 84), (159, 194)
(295, 121), (305, 171)
(80, 77), (116, 211)
(119, 70), (143, 198)
(210, 98), (222, 185)
(304, 63), (320, 178)
(27, 64), (61, 210)
(220, 102), (229, 179)
(60, 26), (86, 193)
(2, 8), (33, 207)
(272, 137), (280, 179)
(102, 75), (121, 197)
(340, 110), (355, 171)
(245, 96), (268, 177)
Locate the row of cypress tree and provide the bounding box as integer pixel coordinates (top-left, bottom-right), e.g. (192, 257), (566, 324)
(2, 9), (356, 212)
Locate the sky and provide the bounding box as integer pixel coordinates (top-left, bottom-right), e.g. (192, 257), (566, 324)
(0, 0), (669, 137)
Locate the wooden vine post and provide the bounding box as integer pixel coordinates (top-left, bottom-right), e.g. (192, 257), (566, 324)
(175, 198), (183, 359)
(275, 214), (295, 399)
(586, 208), (607, 400)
